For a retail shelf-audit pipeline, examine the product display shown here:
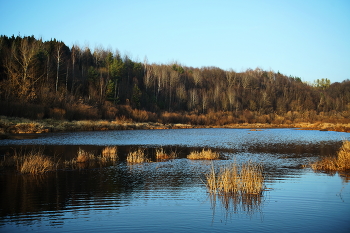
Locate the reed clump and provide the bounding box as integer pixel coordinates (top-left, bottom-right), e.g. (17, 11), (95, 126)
(0, 149), (57, 174)
(76, 148), (96, 163)
(155, 148), (177, 160)
(187, 149), (220, 160)
(101, 146), (118, 162)
(127, 148), (150, 164)
(206, 161), (265, 195)
(310, 140), (350, 171)
(20, 153), (56, 174)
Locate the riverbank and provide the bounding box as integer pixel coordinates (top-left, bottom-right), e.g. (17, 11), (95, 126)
(223, 122), (350, 132)
(0, 115), (194, 137)
(0, 115), (349, 138)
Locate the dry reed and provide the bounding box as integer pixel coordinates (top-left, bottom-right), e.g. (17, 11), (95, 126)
(76, 148), (96, 163)
(101, 146), (118, 161)
(0, 149), (57, 174)
(187, 149), (220, 160)
(206, 161), (265, 195)
(155, 148), (177, 160)
(310, 140), (350, 171)
(127, 148), (149, 164)
(20, 153), (56, 174)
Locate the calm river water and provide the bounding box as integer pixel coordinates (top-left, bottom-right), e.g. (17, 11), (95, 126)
(0, 128), (350, 232)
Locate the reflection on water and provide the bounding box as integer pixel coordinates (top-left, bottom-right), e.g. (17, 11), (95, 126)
(312, 169), (350, 184)
(1, 129), (350, 232)
(209, 192), (265, 222)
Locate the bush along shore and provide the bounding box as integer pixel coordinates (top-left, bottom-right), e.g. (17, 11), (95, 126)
(0, 115), (193, 137)
(0, 115), (349, 139)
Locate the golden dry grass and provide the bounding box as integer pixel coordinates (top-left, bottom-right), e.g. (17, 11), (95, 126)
(0, 149), (57, 174)
(127, 148), (149, 164)
(76, 148), (96, 163)
(101, 146), (118, 161)
(155, 148), (177, 160)
(206, 161), (265, 195)
(187, 149), (220, 160)
(310, 140), (350, 171)
(19, 153), (56, 174)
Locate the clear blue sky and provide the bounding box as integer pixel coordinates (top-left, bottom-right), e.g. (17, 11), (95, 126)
(1, 0), (349, 83)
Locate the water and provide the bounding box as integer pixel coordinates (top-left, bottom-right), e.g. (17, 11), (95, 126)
(1, 128), (350, 232)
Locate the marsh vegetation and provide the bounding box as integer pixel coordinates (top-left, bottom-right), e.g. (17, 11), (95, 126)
(0, 128), (349, 233)
(0, 146), (119, 173)
(206, 161), (265, 195)
(309, 140), (350, 171)
(126, 148), (150, 164)
(187, 149), (220, 160)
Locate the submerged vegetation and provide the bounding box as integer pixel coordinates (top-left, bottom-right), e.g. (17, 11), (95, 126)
(310, 140), (350, 171)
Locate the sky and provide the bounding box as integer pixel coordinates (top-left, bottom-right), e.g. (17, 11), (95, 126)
(1, 0), (349, 83)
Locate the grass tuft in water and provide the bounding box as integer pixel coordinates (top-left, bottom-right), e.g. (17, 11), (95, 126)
(310, 140), (350, 171)
(206, 161), (265, 195)
(187, 149), (220, 160)
(20, 153), (56, 174)
(155, 148), (177, 160)
(127, 148), (150, 164)
(76, 148), (96, 163)
(0, 149), (58, 174)
(101, 146), (118, 162)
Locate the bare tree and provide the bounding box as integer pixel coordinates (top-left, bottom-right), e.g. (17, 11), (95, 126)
(188, 89), (198, 110)
(192, 69), (202, 87)
(242, 74), (250, 89)
(55, 43), (63, 92)
(169, 69), (179, 110)
(70, 45), (79, 93)
(225, 69), (236, 88)
(4, 38), (40, 101)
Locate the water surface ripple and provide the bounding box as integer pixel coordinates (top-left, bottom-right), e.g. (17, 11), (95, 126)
(0, 128), (349, 232)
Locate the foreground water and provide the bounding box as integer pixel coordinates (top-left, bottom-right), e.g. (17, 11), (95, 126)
(1, 128), (350, 232)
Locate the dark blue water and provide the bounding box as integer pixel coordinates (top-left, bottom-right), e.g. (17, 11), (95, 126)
(0, 128), (347, 147)
(1, 128), (349, 232)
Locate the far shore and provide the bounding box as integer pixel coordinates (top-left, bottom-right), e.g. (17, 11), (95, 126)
(0, 116), (349, 139)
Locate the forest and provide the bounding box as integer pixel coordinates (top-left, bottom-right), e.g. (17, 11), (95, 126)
(0, 35), (349, 125)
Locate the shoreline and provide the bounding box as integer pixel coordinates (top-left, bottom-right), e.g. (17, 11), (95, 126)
(1, 116), (350, 139)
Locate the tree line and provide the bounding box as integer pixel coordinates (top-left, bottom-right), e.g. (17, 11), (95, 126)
(0, 35), (349, 124)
